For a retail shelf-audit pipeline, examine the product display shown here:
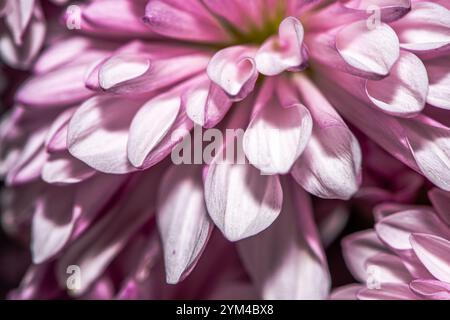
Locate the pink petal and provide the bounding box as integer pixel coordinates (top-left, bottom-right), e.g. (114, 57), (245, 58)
(365, 51), (428, 117)
(330, 284), (363, 300)
(336, 21), (400, 77)
(157, 164), (212, 284)
(4, 0), (35, 45)
(183, 77), (233, 128)
(127, 79), (198, 169)
(56, 170), (160, 295)
(392, 2), (450, 57)
(255, 17), (307, 76)
(357, 283), (421, 300)
(0, 3), (45, 69)
(45, 107), (76, 153)
(31, 186), (76, 264)
(375, 209), (450, 251)
(425, 57), (450, 110)
(291, 75), (362, 199)
(16, 64), (94, 108)
(67, 95), (144, 174)
(341, 230), (386, 282)
(365, 253), (413, 284)
(410, 279), (450, 300)
(205, 161), (283, 241)
(143, 0), (230, 42)
(410, 233), (450, 283)
(237, 178), (330, 299)
(428, 188), (450, 227)
(42, 152), (96, 185)
(243, 79), (312, 175)
(207, 45), (258, 100)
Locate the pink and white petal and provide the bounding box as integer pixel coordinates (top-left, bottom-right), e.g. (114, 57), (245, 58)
(392, 2), (450, 57)
(244, 80), (312, 175)
(31, 186), (75, 264)
(80, 0), (156, 37)
(255, 17), (307, 76)
(157, 165), (212, 284)
(144, 0), (230, 43)
(401, 116), (450, 191)
(410, 279), (450, 300)
(67, 95), (144, 174)
(56, 170), (160, 295)
(365, 253), (413, 284)
(42, 152), (96, 185)
(425, 57), (450, 110)
(237, 178), (330, 299)
(292, 75), (361, 199)
(4, 0), (35, 45)
(45, 107), (76, 153)
(357, 283), (421, 300)
(341, 230), (386, 282)
(375, 209), (450, 251)
(341, 0), (411, 22)
(428, 188), (450, 227)
(99, 53), (210, 95)
(183, 79), (233, 128)
(330, 284), (363, 300)
(127, 79), (197, 169)
(16, 64), (93, 108)
(207, 46), (258, 100)
(0, 5), (45, 69)
(410, 233), (450, 283)
(205, 161), (283, 242)
(365, 51), (428, 117)
(336, 21), (400, 77)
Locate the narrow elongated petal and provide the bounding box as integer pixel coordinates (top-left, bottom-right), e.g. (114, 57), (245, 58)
(237, 178), (330, 299)
(31, 186), (75, 264)
(410, 233), (450, 283)
(244, 79), (312, 175)
(365, 253), (413, 284)
(17, 64), (93, 108)
(157, 165), (212, 284)
(410, 279), (450, 300)
(292, 75), (361, 199)
(144, 0), (230, 42)
(57, 170), (160, 295)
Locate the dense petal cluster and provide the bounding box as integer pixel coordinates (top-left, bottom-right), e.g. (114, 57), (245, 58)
(333, 188), (450, 300)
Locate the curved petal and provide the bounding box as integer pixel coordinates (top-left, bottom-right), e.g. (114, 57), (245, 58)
(336, 21), (400, 77)
(205, 161), (283, 242)
(410, 233), (450, 283)
(157, 165), (212, 284)
(365, 51), (428, 117)
(255, 17), (307, 76)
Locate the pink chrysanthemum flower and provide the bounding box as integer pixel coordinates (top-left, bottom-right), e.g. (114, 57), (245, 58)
(1, 0), (450, 299)
(333, 188), (450, 300)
